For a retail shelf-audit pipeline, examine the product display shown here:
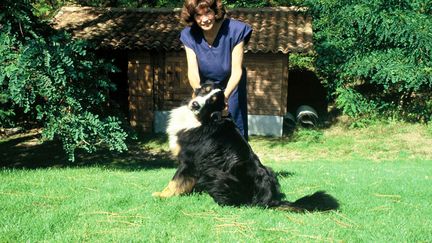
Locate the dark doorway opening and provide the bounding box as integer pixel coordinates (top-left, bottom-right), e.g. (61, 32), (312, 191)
(97, 50), (130, 120)
(287, 70), (327, 118)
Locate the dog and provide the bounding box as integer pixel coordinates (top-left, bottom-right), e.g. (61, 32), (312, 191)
(152, 81), (339, 212)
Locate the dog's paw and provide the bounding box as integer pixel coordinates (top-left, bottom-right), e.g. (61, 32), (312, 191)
(152, 189), (175, 198)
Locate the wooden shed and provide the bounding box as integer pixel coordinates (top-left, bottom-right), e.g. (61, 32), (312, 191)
(54, 6), (313, 136)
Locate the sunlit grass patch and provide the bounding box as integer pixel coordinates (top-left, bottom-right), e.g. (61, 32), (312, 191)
(1, 122), (431, 241)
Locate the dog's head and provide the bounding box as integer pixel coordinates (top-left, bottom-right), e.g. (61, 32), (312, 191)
(188, 81), (226, 123)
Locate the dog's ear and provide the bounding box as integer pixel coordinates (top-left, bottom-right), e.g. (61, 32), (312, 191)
(203, 80), (223, 90)
(201, 80), (215, 93)
(213, 83), (223, 90)
(192, 81), (215, 96)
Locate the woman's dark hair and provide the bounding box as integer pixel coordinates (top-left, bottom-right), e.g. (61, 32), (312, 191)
(180, 0), (226, 25)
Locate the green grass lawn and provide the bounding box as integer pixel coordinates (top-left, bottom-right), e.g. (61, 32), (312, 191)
(1, 122), (432, 242)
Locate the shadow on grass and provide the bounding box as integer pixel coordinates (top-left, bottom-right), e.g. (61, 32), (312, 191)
(0, 132), (176, 170)
(1, 132), (299, 178)
(275, 171), (296, 178)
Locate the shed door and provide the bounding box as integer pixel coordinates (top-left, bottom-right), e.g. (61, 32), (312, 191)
(157, 52), (190, 110)
(128, 53), (155, 132)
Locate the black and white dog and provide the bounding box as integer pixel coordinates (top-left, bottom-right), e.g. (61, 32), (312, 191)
(153, 82), (339, 212)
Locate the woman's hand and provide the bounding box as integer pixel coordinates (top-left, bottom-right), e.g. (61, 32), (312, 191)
(223, 95), (229, 116)
(191, 86), (202, 98)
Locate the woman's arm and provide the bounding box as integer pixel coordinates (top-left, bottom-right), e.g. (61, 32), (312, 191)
(184, 46), (201, 90)
(224, 41), (245, 99)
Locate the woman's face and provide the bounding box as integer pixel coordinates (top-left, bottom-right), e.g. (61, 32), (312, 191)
(194, 7), (216, 31)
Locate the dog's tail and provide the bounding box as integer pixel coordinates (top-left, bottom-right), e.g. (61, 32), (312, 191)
(273, 191), (339, 212)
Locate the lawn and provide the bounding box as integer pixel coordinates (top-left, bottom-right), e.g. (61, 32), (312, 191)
(1, 121), (432, 242)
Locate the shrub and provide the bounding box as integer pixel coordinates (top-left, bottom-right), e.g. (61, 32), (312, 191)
(0, 0), (128, 161)
(306, 0), (432, 122)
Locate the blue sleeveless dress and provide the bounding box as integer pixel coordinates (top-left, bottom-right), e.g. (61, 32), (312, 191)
(180, 18), (253, 138)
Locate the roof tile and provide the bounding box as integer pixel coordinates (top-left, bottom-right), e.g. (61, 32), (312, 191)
(53, 6), (312, 53)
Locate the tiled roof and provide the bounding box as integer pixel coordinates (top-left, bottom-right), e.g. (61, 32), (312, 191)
(53, 6), (312, 54)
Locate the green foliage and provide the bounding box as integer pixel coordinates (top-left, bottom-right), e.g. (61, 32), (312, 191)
(0, 0), (127, 161)
(30, 0), (68, 18)
(292, 128), (323, 144)
(334, 87), (381, 118)
(42, 113), (128, 161)
(306, 0), (432, 122)
(288, 52), (316, 71)
(0, 93), (15, 127)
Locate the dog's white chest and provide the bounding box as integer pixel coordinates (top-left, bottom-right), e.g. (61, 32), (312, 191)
(167, 106), (201, 154)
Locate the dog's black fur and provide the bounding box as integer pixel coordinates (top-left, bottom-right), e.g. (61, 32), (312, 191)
(157, 81), (339, 212)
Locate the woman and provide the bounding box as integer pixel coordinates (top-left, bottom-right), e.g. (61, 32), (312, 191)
(180, 0), (252, 139)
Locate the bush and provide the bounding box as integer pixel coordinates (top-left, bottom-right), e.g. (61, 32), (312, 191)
(0, 0), (127, 161)
(306, 0), (432, 122)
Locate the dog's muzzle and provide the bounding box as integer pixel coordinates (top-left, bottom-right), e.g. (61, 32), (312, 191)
(191, 101), (201, 110)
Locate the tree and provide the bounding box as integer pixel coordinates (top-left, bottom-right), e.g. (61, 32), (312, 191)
(305, 0), (432, 123)
(0, 0), (128, 161)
